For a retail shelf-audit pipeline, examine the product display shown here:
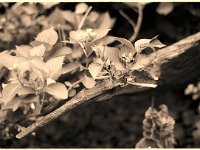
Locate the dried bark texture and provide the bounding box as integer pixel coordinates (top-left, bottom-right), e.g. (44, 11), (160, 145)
(16, 81), (116, 139)
(16, 31), (200, 139)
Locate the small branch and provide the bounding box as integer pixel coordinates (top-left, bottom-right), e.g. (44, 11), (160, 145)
(16, 81), (116, 139)
(129, 3), (143, 42)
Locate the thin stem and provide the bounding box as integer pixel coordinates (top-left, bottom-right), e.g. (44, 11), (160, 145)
(85, 56), (89, 68)
(119, 10), (136, 28)
(129, 3), (143, 42)
(57, 24), (62, 42)
(78, 6), (92, 30)
(61, 26), (66, 47)
(68, 79), (82, 91)
(127, 81), (157, 88)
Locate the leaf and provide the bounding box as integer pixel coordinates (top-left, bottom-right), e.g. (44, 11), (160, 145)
(16, 45), (32, 57)
(93, 35), (116, 46)
(75, 3), (88, 14)
(29, 44), (46, 57)
(93, 45), (106, 59)
(111, 37), (136, 52)
(51, 46), (72, 58)
(97, 12), (116, 29)
(69, 89), (76, 97)
(45, 82), (68, 100)
(35, 27), (58, 46)
(17, 60), (31, 76)
(134, 36), (166, 53)
(93, 29), (111, 41)
(17, 86), (35, 96)
(1, 97), (23, 111)
(45, 56), (65, 79)
(113, 62), (126, 71)
(130, 54), (151, 70)
(105, 46), (120, 62)
(105, 46), (126, 71)
(30, 40), (52, 52)
(84, 42), (94, 57)
(81, 74), (96, 89)
(64, 81), (72, 87)
(156, 2), (174, 16)
(29, 58), (46, 71)
(2, 83), (20, 105)
(150, 36), (166, 48)
(46, 78), (56, 86)
(88, 58), (104, 79)
(0, 53), (25, 70)
(54, 62), (82, 80)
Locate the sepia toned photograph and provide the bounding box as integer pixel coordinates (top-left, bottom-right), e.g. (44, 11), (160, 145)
(0, 2), (199, 148)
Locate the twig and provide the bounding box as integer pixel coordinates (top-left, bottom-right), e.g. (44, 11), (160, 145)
(129, 3), (144, 42)
(16, 81), (116, 139)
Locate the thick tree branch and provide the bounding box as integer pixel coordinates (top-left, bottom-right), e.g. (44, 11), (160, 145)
(16, 81), (117, 139)
(16, 31), (200, 139)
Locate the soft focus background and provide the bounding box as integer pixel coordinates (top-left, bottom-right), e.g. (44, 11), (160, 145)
(0, 2), (200, 148)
